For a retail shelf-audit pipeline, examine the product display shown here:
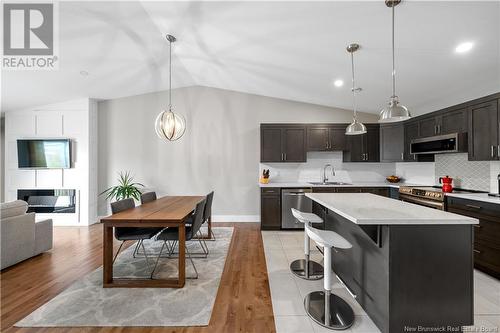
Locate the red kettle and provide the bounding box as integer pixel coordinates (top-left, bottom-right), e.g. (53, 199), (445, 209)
(439, 176), (453, 193)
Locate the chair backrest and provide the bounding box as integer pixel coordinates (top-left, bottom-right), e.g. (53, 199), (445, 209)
(140, 191), (157, 204)
(110, 198), (135, 214)
(190, 199), (207, 236)
(203, 191), (214, 222)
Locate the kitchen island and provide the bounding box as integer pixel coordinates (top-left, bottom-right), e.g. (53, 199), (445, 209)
(305, 193), (478, 333)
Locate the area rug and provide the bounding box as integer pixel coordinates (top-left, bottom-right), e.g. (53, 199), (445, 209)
(16, 227), (233, 327)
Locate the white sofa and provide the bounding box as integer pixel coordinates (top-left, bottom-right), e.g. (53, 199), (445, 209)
(1, 200), (53, 270)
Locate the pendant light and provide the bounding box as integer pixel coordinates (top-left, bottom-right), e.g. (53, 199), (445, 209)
(345, 43), (367, 135)
(378, 0), (411, 123)
(155, 34), (186, 141)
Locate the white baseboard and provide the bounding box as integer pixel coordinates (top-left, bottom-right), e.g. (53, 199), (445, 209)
(212, 215), (260, 223)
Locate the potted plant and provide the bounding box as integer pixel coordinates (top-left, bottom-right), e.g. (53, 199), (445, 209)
(100, 171), (144, 202)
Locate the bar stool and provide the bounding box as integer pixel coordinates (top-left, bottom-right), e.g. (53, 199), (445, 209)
(290, 208), (324, 280)
(303, 223), (354, 330)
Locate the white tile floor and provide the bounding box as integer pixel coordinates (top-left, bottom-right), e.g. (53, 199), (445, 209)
(262, 230), (500, 333)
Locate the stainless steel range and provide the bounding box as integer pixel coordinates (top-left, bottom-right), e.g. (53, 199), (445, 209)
(398, 186), (446, 210)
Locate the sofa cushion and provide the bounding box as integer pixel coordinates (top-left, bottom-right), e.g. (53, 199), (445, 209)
(1, 200), (29, 219)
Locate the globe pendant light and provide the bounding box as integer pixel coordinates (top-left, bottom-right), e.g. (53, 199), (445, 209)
(345, 43), (367, 135)
(155, 34), (186, 141)
(379, 0), (411, 123)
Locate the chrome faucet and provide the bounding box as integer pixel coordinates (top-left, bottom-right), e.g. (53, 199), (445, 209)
(322, 164), (335, 183)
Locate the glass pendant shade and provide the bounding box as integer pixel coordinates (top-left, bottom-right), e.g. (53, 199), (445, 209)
(155, 109), (186, 141)
(345, 118), (367, 135)
(379, 96), (410, 123)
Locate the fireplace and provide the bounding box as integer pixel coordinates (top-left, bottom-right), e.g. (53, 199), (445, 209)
(17, 189), (76, 214)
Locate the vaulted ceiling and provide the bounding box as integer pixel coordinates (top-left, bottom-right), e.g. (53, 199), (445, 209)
(2, 1), (499, 115)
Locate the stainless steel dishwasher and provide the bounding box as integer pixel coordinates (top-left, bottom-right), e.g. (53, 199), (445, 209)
(281, 188), (313, 229)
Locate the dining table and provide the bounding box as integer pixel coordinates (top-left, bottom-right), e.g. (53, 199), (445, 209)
(101, 195), (204, 288)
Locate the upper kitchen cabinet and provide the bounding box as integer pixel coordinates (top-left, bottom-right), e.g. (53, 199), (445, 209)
(306, 124), (347, 151)
(403, 121), (435, 162)
(260, 124), (306, 163)
(418, 107), (468, 138)
(380, 123), (405, 162)
(343, 124), (380, 162)
(468, 100), (499, 161)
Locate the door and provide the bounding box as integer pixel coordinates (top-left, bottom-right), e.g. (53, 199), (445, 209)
(344, 134), (365, 162)
(365, 125), (380, 162)
(380, 123), (404, 162)
(419, 117), (438, 137)
(261, 189), (281, 230)
(404, 121), (419, 161)
(283, 127), (306, 162)
(440, 108), (468, 135)
(261, 127), (282, 162)
(329, 127), (347, 151)
(468, 100), (499, 161)
(307, 127), (329, 151)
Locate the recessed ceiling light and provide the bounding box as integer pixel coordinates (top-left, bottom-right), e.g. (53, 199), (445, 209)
(455, 42), (474, 54)
(80, 70), (89, 76)
(333, 79), (344, 87)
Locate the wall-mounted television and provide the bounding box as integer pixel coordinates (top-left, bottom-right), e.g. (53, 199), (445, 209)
(17, 139), (72, 169)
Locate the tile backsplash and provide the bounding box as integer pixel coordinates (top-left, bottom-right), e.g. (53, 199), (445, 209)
(435, 153), (491, 191)
(260, 151), (396, 184)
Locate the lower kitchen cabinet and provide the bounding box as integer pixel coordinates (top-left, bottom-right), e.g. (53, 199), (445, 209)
(312, 187), (390, 197)
(446, 196), (500, 279)
(260, 188), (281, 230)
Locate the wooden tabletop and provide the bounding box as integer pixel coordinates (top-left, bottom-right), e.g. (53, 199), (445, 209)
(101, 196), (205, 224)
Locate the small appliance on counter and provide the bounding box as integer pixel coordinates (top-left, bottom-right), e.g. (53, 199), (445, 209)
(439, 175), (453, 193)
(488, 174), (500, 197)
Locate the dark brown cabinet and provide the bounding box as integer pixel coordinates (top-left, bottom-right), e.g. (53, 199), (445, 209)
(306, 125), (347, 151)
(260, 124), (306, 163)
(468, 100), (499, 161)
(380, 123), (404, 162)
(447, 197), (500, 279)
(417, 108), (468, 138)
(343, 124), (380, 162)
(403, 121), (435, 162)
(260, 188), (281, 230)
(312, 187), (390, 197)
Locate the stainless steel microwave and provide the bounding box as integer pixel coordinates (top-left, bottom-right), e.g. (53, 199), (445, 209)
(410, 133), (467, 155)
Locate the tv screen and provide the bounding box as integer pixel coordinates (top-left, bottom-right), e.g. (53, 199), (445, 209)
(17, 139), (71, 169)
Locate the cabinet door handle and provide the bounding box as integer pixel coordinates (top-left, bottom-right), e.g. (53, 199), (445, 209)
(366, 153), (369, 161)
(281, 153), (284, 161)
(491, 145), (495, 158)
(283, 153), (287, 161)
(413, 154), (416, 160)
(466, 204), (482, 210)
(401, 152), (404, 160)
(326, 142), (329, 149)
(473, 224), (481, 228)
(473, 249), (481, 254)
(435, 125), (437, 134)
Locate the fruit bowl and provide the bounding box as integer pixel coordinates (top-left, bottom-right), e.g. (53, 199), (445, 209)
(386, 175), (401, 183)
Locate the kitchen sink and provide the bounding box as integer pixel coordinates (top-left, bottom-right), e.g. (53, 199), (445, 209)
(308, 182), (352, 185)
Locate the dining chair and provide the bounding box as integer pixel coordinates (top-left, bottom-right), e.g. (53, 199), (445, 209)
(140, 191), (157, 204)
(150, 198), (207, 279)
(110, 198), (163, 273)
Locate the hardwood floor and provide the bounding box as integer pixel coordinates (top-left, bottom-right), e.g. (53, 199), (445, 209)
(1, 223), (276, 333)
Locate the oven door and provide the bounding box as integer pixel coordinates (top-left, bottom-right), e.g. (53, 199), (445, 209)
(399, 194), (444, 210)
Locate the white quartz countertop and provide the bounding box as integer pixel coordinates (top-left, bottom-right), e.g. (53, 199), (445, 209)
(305, 193), (479, 225)
(445, 192), (500, 205)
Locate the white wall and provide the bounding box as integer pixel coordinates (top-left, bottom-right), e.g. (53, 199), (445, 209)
(98, 86), (378, 220)
(4, 99), (98, 226)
